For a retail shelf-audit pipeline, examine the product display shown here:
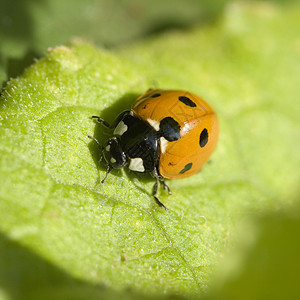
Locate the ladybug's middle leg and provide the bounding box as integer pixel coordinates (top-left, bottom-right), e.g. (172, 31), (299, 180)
(152, 168), (168, 211)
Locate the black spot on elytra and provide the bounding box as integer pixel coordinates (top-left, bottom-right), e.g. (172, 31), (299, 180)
(178, 96), (196, 107)
(179, 162), (192, 174)
(159, 117), (181, 141)
(151, 93), (161, 98)
(199, 128), (208, 148)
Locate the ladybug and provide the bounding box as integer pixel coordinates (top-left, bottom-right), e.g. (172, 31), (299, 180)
(90, 89), (219, 209)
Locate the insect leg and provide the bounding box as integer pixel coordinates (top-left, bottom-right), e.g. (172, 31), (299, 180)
(88, 135), (102, 148)
(92, 110), (131, 129)
(152, 168), (168, 211)
(160, 178), (172, 195)
(101, 165), (112, 183)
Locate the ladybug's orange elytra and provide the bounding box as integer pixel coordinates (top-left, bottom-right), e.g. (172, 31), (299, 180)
(132, 89), (219, 179)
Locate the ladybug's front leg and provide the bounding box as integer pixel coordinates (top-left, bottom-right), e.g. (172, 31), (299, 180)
(92, 110), (131, 129)
(91, 116), (110, 128)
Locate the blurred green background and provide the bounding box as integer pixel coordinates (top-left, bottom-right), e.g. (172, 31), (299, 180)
(0, 0), (296, 85)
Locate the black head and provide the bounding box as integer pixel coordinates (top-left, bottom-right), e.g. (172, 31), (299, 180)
(103, 137), (128, 169)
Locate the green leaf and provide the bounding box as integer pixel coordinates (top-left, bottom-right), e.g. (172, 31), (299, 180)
(0, 2), (300, 299)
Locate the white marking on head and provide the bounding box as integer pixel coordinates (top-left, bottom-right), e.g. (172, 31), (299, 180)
(110, 157), (116, 163)
(160, 137), (168, 153)
(105, 145), (110, 151)
(147, 118), (160, 131)
(129, 157), (145, 172)
(114, 121), (128, 136)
